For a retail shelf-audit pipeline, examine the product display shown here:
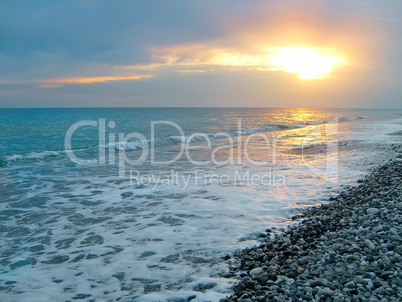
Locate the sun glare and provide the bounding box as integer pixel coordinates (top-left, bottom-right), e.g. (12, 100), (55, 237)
(268, 47), (344, 79)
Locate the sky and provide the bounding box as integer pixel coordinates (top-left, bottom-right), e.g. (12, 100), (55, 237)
(1, 0), (401, 108)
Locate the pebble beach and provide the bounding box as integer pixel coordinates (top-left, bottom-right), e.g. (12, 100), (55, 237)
(224, 145), (402, 302)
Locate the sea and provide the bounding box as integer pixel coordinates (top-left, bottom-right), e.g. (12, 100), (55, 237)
(1, 108), (402, 301)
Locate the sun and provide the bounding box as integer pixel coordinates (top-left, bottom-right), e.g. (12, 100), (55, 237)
(268, 47), (344, 79)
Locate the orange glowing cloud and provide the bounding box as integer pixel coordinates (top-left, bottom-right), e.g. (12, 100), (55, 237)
(150, 44), (346, 79)
(174, 70), (207, 73)
(43, 74), (152, 85)
(1, 72), (153, 89)
(145, 1), (382, 79)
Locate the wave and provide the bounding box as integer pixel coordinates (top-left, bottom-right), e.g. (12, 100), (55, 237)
(104, 141), (144, 151)
(337, 116), (367, 122)
(238, 123), (305, 135)
(4, 151), (60, 162)
(236, 116), (366, 135)
(1, 116), (367, 165)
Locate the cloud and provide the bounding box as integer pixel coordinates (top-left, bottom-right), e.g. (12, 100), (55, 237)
(39, 84), (62, 88)
(134, 0), (382, 80)
(0, 73), (152, 88)
(145, 44), (347, 81)
(42, 74), (152, 85)
(174, 70), (207, 73)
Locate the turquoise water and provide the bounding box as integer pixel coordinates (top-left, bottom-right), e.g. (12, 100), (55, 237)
(0, 108), (390, 161)
(1, 108), (401, 301)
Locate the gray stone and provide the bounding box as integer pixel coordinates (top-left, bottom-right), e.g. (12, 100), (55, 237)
(299, 256), (310, 265)
(366, 208), (379, 215)
(344, 281), (355, 288)
(364, 239), (376, 250)
(193, 282), (217, 291)
(317, 287), (334, 296)
(309, 280), (325, 287)
(249, 267), (264, 278)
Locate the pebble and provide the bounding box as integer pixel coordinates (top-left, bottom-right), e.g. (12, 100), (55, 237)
(309, 280), (325, 287)
(317, 287), (334, 296)
(298, 256), (310, 265)
(364, 239), (376, 250)
(366, 208), (380, 215)
(249, 267), (264, 278)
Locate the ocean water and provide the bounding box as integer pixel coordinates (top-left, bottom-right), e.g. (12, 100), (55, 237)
(1, 108), (402, 301)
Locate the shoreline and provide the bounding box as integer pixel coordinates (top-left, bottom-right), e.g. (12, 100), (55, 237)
(223, 147), (402, 301)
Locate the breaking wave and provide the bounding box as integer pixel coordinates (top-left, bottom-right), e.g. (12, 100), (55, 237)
(4, 151), (60, 162)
